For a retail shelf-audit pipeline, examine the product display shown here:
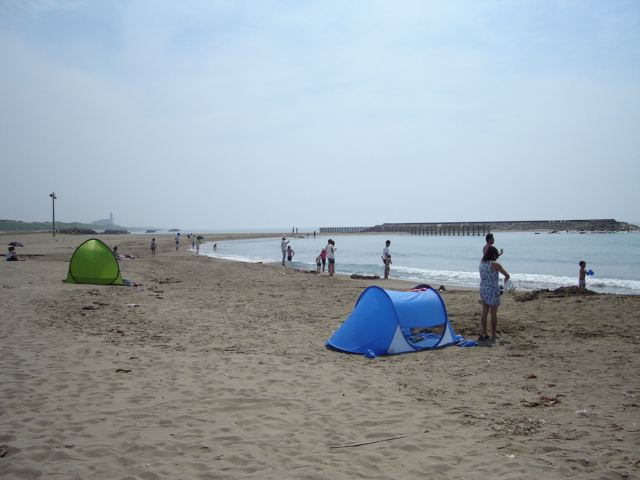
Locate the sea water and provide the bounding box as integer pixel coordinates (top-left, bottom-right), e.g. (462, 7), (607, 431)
(192, 232), (640, 295)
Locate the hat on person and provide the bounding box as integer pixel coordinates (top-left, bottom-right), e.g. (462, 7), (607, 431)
(322, 248), (326, 252)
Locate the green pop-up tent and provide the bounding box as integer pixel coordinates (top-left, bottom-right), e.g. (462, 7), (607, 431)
(66, 238), (124, 285)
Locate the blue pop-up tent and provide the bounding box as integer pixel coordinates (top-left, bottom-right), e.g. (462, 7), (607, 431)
(326, 286), (462, 357)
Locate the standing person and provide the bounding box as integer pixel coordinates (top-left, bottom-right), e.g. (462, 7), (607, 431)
(175, 233), (180, 251)
(483, 233), (503, 257)
(315, 251), (322, 271)
(150, 238), (157, 258)
(382, 240), (391, 279)
(280, 237), (289, 266)
(286, 245), (295, 262)
(479, 246), (510, 341)
(191, 235), (196, 249)
(196, 237), (201, 254)
(327, 239), (337, 276)
(319, 248), (327, 272)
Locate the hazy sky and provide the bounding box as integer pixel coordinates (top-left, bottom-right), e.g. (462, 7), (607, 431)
(1, 0), (639, 230)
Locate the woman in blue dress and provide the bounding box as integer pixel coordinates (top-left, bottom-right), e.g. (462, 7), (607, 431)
(479, 246), (510, 341)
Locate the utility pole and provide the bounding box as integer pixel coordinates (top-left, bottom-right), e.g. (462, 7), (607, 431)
(50, 192), (57, 236)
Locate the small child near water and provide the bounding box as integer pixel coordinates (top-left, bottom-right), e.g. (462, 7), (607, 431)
(318, 248), (327, 272)
(383, 254), (392, 279)
(579, 261), (588, 288)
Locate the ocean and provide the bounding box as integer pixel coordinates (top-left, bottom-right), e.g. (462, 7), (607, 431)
(188, 231), (640, 295)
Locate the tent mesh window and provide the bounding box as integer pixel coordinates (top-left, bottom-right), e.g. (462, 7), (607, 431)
(407, 325), (445, 344)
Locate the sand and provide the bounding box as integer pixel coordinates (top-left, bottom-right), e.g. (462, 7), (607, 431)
(1, 232), (639, 480)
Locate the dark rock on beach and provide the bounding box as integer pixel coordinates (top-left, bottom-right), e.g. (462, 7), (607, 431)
(59, 227), (98, 235)
(515, 286), (598, 302)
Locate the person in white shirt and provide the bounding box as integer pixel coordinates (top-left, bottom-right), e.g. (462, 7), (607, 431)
(280, 237), (289, 266)
(327, 239), (336, 276)
(382, 240), (391, 279)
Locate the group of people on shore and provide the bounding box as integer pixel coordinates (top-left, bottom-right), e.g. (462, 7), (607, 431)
(313, 240), (336, 275)
(113, 245), (140, 260)
(158, 234), (214, 258)
(287, 233), (595, 343)
(282, 236), (338, 276)
(479, 234), (509, 341)
(478, 233), (590, 341)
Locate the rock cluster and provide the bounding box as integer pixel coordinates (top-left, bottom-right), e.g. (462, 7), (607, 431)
(58, 227), (98, 235)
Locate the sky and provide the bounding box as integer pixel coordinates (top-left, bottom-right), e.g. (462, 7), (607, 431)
(1, 0), (639, 230)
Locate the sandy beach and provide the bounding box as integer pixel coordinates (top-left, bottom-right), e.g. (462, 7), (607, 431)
(1, 232), (639, 480)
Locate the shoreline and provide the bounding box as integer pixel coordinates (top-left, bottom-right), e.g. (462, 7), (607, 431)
(5, 231), (638, 294)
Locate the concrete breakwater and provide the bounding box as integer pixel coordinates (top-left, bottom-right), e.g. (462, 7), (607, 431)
(320, 219), (638, 235)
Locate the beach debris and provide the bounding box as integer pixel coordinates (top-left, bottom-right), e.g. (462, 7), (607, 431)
(495, 453), (516, 459)
(126, 304), (140, 307)
(350, 274), (380, 280)
(438, 285), (446, 292)
(506, 342), (539, 351)
(524, 374), (537, 379)
(515, 286), (598, 302)
(330, 430), (427, 449)
(622, 392), (635, 398)
(0, 444), (10, 458)
(632, 459), (640, 470)
(575, 409), (590, 415)
(490, 417), (543, 435)
(115, 368), (132, 373)
(520, 395), (564, 407)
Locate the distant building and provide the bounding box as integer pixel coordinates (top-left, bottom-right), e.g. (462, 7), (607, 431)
(93, 212), (115, 226)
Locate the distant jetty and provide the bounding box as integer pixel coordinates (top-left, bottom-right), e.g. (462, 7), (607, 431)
(320, 219), (638, 235)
